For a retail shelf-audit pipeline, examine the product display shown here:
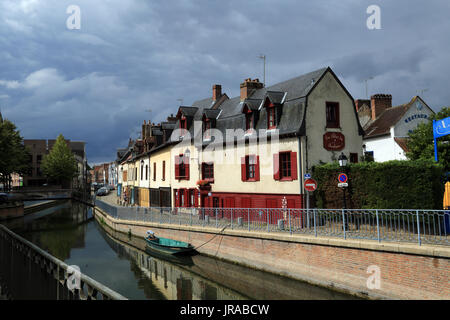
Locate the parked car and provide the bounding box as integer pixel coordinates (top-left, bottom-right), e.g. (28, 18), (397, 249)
(96, 187), (109, 196)
(107, 185), (115, 191)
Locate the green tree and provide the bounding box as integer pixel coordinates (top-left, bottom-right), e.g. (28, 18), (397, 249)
(41, 134), (78, 188)
(406, 107), (450, 172)
(0, 116), (30, 191)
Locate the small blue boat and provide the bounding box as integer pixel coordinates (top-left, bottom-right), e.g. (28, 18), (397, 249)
(144, 230), (196, 256)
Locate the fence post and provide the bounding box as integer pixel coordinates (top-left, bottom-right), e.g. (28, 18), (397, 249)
(342, 209), (346, 240)
(248, 209), (250, 232)
(289, 209), (292, 235)
(267, 211), (270, 233)
(416, 210), (421, 246)
(231, 209), (233, 230)
(215, 209), (218, 228)
(376, 209), (381, 242)
(190, 208), (193, 226)
(306, 208), (310, 229)
(314, 209), (317, 237)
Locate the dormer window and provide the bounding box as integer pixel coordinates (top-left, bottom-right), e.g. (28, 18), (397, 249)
(242, 104), (255, 132)
(267, 106), (276, 129)
(180, 115), (187, 130)
(246, 113), (253, 131)
(203, 118), (211, 140)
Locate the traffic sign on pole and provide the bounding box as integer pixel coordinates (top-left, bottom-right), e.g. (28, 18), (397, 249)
(338, 173), (348, 183)
(304, 178), (317, 192)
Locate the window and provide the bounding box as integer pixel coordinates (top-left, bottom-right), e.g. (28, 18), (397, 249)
(202, 163), (214, 181)
(135, 168), (137, 181)
(180, 116), (187, 130)
(189, 189), (195, 207)
(246, 155), (256, 180)
(326, 102), (340, 128)
(153, 162), (156, 181)
(203, 119), (211, 140)
(241, 155), (260, 181)
(267, 107), (276, 129)
(246, 113), (253, 131)
(273, 151), (298, 181)
(141, 163), (144, 180)
(145, 165), (148, 180)
(350, 153), (359, 163)
(175, 154), (189, 180)
(280, 152), (291, 179)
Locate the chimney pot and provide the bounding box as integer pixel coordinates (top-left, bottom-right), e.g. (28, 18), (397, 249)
(240, 78), (264, 101)
(370, 94), (392, 120)
(212, 84), (222, 101)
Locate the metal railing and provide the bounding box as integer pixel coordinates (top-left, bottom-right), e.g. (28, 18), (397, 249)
(0, 223), (127, 300)
(95, 200), (450, 246)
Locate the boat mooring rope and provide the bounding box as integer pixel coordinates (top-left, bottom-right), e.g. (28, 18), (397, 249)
(193, 224), (230, 251)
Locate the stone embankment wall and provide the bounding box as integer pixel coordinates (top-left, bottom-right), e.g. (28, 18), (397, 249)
(94, 207), (450, 300)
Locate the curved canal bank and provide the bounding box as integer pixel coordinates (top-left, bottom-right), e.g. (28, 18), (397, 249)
(3, 200), (358, 300)
(93, 205), (450, 300)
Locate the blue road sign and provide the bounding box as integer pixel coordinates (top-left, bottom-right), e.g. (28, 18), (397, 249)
(433, 117), (450, 162)
(338, 173), (348, 183)
(433, 117), (450, 139)
(304, 173), (311, 179)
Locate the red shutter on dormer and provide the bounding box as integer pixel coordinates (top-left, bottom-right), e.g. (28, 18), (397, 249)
(290, 152), (298, 180)
(175, 156), (180, 179)
(273, 153), (280, 180)
(241, 157), (246, 181)
(255, 156), (260, 181)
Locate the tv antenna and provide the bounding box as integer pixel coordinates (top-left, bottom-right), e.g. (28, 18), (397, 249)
(259, 54), (266, 86)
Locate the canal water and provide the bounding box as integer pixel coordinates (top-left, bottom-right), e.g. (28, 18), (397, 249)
(3, 200), (358, 300)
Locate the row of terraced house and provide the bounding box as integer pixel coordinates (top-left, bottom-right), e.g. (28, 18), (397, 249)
(112, 66), (434, 210)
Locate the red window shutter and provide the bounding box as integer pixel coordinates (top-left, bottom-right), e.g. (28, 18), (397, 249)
(185, 158), (190, 180)
(175, 156), (179, 179)
(255, 156), (260, 181)
(241, 157), (246, 181)
(194, 189), (199, 207)
(290, 152), (298, 180)
(273, 153), (280, 180)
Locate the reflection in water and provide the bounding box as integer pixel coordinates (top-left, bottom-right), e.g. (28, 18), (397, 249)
(4, 201), (358, 300)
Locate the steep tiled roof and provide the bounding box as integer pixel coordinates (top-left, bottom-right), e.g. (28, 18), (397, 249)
(363, 98), (420, 138)
(169, 66), (361, 145)
(394, 137), (409, 153)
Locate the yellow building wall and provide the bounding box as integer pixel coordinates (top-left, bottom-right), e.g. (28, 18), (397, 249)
(150, 146), (172, 190)
(201, 137), (301, 195)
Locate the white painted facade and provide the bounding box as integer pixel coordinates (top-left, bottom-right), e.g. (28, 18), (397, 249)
(363, 97), (434, 162)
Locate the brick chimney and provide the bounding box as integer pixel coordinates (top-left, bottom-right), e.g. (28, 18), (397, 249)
(212, 84), (222, 101)
(240, 78), (264, 101)
(355, 99), (370, 112)
(371, 94), (392, 120)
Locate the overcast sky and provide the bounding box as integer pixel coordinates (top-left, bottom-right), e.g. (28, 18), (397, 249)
(0, 0), (449, 164)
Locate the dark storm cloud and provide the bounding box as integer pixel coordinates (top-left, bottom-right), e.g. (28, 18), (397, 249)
(0, 0), (449, 163)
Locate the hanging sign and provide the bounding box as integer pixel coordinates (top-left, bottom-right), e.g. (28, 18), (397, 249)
(323, 132), (345, 151)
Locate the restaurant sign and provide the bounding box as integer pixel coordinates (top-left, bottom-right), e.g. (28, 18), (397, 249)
(323, 132), (345, 151)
